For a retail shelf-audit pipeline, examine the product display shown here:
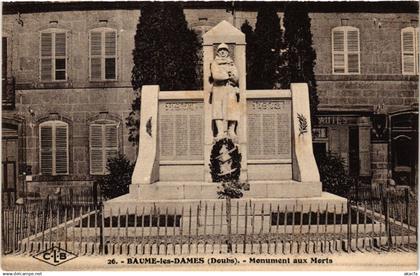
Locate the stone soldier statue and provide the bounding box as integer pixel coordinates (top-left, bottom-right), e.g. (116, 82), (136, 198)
(209, 43), (240, 141)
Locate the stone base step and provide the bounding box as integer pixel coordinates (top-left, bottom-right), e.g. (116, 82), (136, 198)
(129, 180), (322, 200)
(104, 192), (347, 217)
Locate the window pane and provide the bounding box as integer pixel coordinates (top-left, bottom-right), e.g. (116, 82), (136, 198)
(56, 58), (65, 70)
(55, 71), (65, 80)
(105, 58), (116, 79)
(55, 59), (66, 80)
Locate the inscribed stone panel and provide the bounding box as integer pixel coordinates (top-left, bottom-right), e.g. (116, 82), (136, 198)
(159, 101), (204, 161)
(247, 100), (291, 160)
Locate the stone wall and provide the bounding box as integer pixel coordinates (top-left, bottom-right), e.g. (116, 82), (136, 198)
(3, 9), (418, 109)
(310, 12), (418, 75)
(317, 79), (418, 112)
(2, 10), (139, 88)
(14, 87), (135, 194)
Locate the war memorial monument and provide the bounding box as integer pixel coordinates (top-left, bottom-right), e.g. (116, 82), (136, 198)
(105, 21), (347, 225)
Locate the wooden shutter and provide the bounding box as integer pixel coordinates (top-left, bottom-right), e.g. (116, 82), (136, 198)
(105, 31), (117, 80)
(104, 125), (118, 167)
(40, 125), (53, 174)
(55, 33), (66, 56)
(402, 27), (416, 74)
(105, 31), (116, 56)
(55, 32), (66, 80)
(332, 29), (345, 73)
(90, 125), (104, 174)
(332, 27), (360, 74)
(90, 32), (102, 80)
(347, 29), (360, 73)
(55, 125), (68, 174)
(40, 32), (52, 80)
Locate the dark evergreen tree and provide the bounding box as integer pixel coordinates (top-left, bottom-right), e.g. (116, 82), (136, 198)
(126, 3), (200, 144)
(282, 2), (319, 124)
(246, 5), (284, 89)
(240, 20), (256, 89)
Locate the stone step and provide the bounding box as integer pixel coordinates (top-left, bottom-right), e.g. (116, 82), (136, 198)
(129, 180), (323, 200)
(104, 192), (347, 217)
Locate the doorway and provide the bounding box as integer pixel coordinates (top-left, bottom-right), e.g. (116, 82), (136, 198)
(2, 133), (18, 207)
(390, 111), (418, 190)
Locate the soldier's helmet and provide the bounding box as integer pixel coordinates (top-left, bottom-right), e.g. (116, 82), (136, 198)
(217, 43), (229, 52)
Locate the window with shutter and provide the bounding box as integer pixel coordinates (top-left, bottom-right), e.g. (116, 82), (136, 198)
(332, 26), (360, 74)
(90, 123), (118, 174)
(89, 28), (117, 81)
(40, 126), (53, 174)
(39, 121), (69, 175)
(90, 125), (103, 174)
(55, 125), (68, 174)
(40, 29), (67, 81)
(401, 27), (419, 75)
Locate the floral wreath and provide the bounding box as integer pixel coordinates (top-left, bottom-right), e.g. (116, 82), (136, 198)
(209, 138), (241, 183)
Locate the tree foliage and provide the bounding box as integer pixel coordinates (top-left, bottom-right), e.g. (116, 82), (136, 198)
(241, 5), (284, 89)
(282, 2), (319, 124)
(126, 3), (200, 144)
(240, 20), (256, 89)
(317, 153), (354, 198)
(95, 154), (135, 200)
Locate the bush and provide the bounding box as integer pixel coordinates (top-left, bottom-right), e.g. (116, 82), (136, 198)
(96, 154), (135, 200)
(317, 152), (354, 198)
